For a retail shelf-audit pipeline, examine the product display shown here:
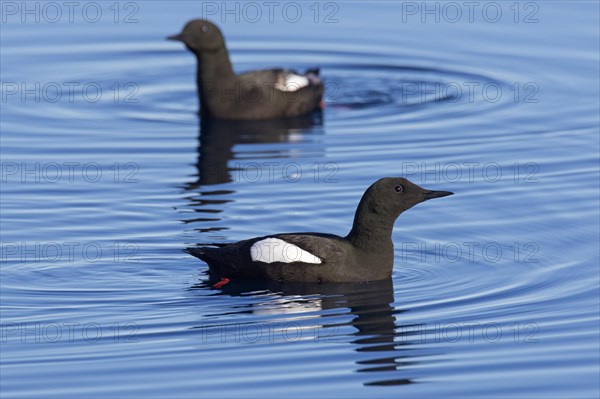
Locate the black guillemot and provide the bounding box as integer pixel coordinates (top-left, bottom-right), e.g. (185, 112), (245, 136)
(168, 19), (323, 120)
(187, 177), (453, 283)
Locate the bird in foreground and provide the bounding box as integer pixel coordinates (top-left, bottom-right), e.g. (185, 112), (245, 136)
(187, 178), (453, 283)
(168, 19), (324, 120)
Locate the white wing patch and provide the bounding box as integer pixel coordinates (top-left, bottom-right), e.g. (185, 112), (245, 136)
(250, 238), (322, 264)
(275, 72), (310, 92)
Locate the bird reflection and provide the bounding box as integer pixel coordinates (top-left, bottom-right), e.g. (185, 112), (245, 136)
(191, 277), (421, 387)
(186, 111), (322, 190)
(182, 112), (323, 231)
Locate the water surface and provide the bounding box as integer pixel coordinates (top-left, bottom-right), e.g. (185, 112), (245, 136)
(1, 1), (599, 398)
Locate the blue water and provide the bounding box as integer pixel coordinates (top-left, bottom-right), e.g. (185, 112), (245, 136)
(1, 1), (599, 398)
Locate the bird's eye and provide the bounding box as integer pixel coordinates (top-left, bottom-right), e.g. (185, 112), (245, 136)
(394, 185), (404, 193)
(201, 25), (209, 33)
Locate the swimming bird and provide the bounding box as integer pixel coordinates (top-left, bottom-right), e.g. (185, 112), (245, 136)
(187, 177), (453, 283)
(168, 19), (324, 120)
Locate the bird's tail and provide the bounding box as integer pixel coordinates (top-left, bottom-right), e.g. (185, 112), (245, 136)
(185, 244), (227, 259)
(185, 246), (238, 277)
(305, 68), (320, 76)
(185, 247), (206, 259)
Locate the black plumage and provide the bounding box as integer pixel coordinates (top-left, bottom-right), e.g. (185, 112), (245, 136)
(187, 177), (453, 283)
(168, 19), (323, 120)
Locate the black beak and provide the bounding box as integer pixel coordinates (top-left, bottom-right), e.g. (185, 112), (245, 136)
(422, 190), (454, 200)
(166, 33), (184, 42)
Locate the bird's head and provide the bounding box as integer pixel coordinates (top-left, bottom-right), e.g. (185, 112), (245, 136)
(359, 177), (453, 221)
(167, 19), (225, 53)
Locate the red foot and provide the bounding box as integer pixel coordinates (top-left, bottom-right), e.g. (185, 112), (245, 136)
(212, 278), (230, 289)
(320, 100), (326, 109)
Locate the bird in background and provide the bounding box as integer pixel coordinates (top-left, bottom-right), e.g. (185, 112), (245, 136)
(168, 19), (324, 120)
(187, 177), (453, 283)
